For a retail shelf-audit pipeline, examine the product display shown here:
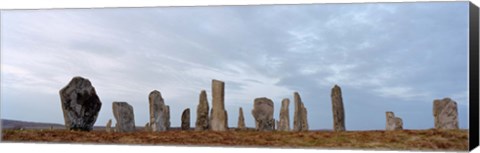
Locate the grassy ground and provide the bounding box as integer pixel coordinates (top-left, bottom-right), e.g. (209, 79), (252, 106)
(1, 129), (468, 151)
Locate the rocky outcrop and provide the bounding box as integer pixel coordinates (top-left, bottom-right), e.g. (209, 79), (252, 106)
(277, 98), (290, 131)
(181, 108), (191, 130)
(106, 119), (112, 133)
(293, 92), (308, 131)
(210, 79), (228, 131)
(112, 102), (135, 132)
(238, 107), (246, 130)
(252, 97), (275, 131)
(195, 90), (210, 131)
(386, 111), (403, 131)
(59, 76), (102, 131)
(331, 85), (346, 131)
(433, 98), (459, 129)
(149, 90), (169, 132)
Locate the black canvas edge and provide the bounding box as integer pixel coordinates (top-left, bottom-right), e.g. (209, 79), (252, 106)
(469, 1), (480, 151)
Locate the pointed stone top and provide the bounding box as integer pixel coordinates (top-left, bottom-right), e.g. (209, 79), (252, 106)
(333, 84), (340, 88)
(65, 76), (93, 89)
(72, 76), (88, 80)
(150, 90), (161, 94)
(149, 90), (163, 97)
(200, 89), (206, 93)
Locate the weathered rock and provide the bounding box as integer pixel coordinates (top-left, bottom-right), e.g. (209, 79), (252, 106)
(112, 102), (135, 132)
(293, 92), (308, 131)
(181, 108), (191, 130)
(195, 90), (210, 131)
(394, 117), (403, 130)
(433, 98), (459, 129)
(385, 112), (395, 131)
(385, 111), (403, 131)
(149, 90), (169, 132)
(252, 97), (275, 131)
(209, 79), (228, 131)
(165, 105), (171, 130)
(144, 122), (151, 132)
(106, 119), (112, 133)
(331, 85), (346, 131)
(277, 98), (290, 131)
(238, 107), (246, 130)
(59, 76), (102, 131)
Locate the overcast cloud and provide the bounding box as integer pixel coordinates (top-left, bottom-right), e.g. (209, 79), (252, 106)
(0, 2), (469, 130)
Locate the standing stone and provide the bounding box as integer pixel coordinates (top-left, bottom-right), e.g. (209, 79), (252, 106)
(331, 85), (346, 131)
(433, 98), (459, 129)
(165, 105), (171, 130)
(59, 76), (102, 131)
(394, 117), (403, 130)
(181, 108), (191, 130)
(144, 122), (151, 132)
(278, 98), (290, 131)
(252, 97), (275, 131)
(106, 119), (112, 133)
(209, 79), (228, 131)
(238, 107), (246, 130)
(112, 102), (135, 132)
(385, 112), (395, 131)
(293, 92), (309, 131)
(385, 111), (403, 131)
(195, 90), (210, 131)
(149, 90), (169, 132)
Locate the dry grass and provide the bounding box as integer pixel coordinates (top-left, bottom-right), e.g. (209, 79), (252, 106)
(1, 129), (468, 151)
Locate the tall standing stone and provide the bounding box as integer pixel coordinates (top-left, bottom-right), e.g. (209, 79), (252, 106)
(385, 111), (403, 131)
(106, 119), (112, 133)
(210, 79), (228, 131)
(293, 92), (309, 131)
(181, 108), (191, 130)
(433, 98), (459, 129)
(166, 105), (171, 130)
(238, 107), (246, 130)
(112, 102), (135, 132)
(331, 85), (346, 131)
(195, 90), (210, 131)
(385, 112), (395, 131)
(277, 98), (290, 131)
(59, 76), (102, 131)
(149, 90), (169, 132)
(252, 97), (275, 131)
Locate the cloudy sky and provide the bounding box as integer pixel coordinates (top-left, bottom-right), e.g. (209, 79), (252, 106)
(0, 2), (470, 130)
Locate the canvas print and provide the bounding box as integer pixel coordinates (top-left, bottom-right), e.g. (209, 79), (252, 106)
(0, 1), (474, 151)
